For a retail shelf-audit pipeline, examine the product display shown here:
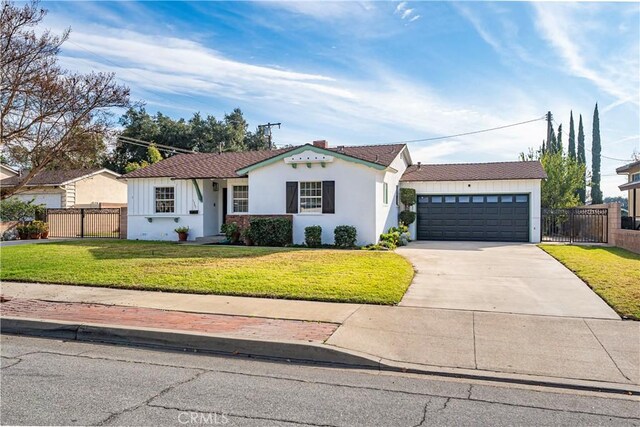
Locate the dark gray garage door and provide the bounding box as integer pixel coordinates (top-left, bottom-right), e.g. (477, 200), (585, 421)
(416, 194), (529, 242)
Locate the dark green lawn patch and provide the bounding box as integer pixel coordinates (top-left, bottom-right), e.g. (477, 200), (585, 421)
(539, 244), (640, 320)
(0, 240), (414, 304)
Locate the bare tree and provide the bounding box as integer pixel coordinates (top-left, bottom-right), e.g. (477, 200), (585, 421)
(0, 0), (130, 198)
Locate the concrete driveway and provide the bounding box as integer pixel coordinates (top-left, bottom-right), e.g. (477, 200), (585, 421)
(396, 241), (619, 319)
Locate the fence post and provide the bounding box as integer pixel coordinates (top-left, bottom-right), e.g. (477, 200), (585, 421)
(80, 208), (85, 238)
(119, 207), (128, 239)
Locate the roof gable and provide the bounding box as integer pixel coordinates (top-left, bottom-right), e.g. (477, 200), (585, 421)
(236, 144), (390, 175)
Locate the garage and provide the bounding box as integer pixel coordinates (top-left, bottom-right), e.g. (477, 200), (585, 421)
(416, 194), (529, 242)
(400, 161), (547, 243)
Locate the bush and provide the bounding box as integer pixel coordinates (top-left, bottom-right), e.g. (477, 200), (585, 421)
(305, 225), (322, 247)
(398, 210), (416, 226)
(334, 225), (357, 248)
(249, 217), (292, 247)
(0, 198), (45, 222)
(400, 188), (416, 208)
(221, 222), (240, 243)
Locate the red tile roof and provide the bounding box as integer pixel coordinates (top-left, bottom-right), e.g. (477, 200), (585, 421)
(122, 144), (407, 179)
(401, 161), (546, 182)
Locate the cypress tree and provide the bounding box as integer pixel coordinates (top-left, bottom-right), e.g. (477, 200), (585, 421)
(568, 111), (576, 160)
(556, 124), (563, 154)
(577, 114), (586, 203)
(591, 103), (602, 204)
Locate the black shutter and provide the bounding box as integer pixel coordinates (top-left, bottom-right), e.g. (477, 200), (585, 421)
(322, 181), (335, 214)
(286, 182), (298, 213)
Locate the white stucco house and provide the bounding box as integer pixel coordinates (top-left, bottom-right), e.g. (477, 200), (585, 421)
(122, 140), (546, 245)
(1, 168), (127, 208)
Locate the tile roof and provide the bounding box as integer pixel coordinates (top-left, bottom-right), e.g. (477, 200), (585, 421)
(0, 168), (110, 187)
(401, 161), (547, 182)
(122, 144), (407, 179)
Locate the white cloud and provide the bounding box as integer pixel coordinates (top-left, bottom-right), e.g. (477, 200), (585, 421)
(409, 15), (421, 23)
(533, 3), (640, 108)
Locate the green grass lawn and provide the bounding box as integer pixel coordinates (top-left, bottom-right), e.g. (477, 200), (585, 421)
(539, 245), (640, 320)
(0, 240), (414, 304)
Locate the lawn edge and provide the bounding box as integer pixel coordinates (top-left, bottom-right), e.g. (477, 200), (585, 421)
(537, 244), (639, 321)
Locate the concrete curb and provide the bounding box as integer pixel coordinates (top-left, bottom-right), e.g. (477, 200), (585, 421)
(3, 317), (638, 396)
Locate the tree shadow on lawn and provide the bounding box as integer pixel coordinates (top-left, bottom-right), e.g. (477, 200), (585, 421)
(51, 239), (301, 261)
(567, 244), (640, 261)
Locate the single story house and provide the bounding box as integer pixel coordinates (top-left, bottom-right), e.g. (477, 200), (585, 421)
(616, 159), (640, 228)
(122, 140), (546, 245)
(1, 168), (127, 208)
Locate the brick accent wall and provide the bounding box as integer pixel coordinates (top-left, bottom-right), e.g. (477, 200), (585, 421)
(611, 230), (640, 254)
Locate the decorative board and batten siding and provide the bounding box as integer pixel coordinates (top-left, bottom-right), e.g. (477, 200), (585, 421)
(247, 151), (380, 245)
(127, 178), (205, 241)
(399, 179), (542, 243)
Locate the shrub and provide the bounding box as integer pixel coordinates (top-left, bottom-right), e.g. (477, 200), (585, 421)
(0, 198), (45, 222)
(304, 225), (322, 247)
(400, 188), (416, 209)
(334, 225), (357, 248)
(398, 210), (416, 226)
(221, 222), (240, 243)
(174, 226), (189, 233)
(249, 217), (292, 247)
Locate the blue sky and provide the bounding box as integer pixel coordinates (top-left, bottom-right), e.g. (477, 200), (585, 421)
(42, 1), (639, 196)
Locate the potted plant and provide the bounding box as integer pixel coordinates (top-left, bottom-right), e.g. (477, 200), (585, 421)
(37, 221), (49, 239)
(28, 222), (41, 239)
(174, 226), (189, 242)
(16, 223), (29, 240)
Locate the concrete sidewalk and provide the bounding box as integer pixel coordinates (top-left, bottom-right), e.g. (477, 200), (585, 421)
(1, 282), (638, 390)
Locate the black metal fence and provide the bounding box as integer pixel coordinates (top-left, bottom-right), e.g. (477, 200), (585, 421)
(46, 208), (121, 238)
(541, 208), (608, 243)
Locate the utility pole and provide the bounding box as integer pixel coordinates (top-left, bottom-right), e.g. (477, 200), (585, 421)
(258, 122), (281, 150)
(545, 111), (553, 153)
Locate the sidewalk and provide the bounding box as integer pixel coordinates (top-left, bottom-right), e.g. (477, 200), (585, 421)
(1, 281), (638, 392)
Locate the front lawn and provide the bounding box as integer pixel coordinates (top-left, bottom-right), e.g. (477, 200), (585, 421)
(539, 245), (640, 320)
(0, 240), (414, 304)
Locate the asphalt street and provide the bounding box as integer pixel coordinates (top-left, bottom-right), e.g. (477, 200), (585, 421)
(1, 334), (638, 426)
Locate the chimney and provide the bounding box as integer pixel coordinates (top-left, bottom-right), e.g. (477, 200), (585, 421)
(417, 162), (421, 169)
(313, 140), (328, 149)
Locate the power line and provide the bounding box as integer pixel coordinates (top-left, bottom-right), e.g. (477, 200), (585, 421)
(382, 116), (546, 145)
(117, 135), (194, 154)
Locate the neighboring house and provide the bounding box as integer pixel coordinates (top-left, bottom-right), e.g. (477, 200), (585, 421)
(122, 140), (546, 244)
(0, 168), (127, 208)
(616, 160), (640, 227)
(0, 164), (18, 180)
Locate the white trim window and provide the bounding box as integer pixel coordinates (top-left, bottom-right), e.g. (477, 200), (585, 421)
(632, 172), (640, 183)
(383, 182), (389, 205)
(300, 181), (322, 213)
(155, 187), (175, 213)
(233, 185), (249, 213)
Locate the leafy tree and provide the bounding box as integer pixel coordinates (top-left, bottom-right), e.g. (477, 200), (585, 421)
(0, 197), (45, 221)
(568, 111), (576, 160)
(576, 114), (586, 203)
(107, 107), (271, 172)
(124, 144), (163, 173)
(591, 103), (602, 204)
(1, 1), (129, 198)
(540, 151), (586, 209)
(604, 196), (628, 211)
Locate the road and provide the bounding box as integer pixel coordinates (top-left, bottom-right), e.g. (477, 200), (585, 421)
(1, 335), (638, 426)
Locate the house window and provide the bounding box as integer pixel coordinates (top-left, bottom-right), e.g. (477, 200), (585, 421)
(233, 185), (249, 213)
(632, 173), (640, 183)
(300, 181), (322, 213)
(383, 183), (389, 204)
(155, 187), (175, 213)
(395, 185), (399, 206)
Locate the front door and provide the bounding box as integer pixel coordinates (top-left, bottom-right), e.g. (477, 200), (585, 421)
(222, 187), (228, 226)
